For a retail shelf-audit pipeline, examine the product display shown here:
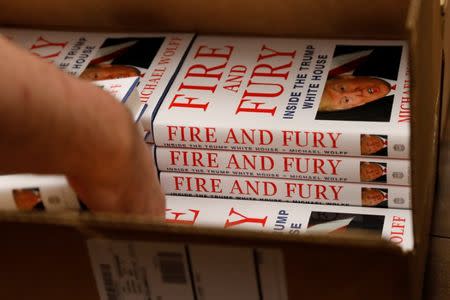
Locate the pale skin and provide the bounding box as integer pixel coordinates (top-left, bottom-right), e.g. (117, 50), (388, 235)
(0, 36), (165, 216)
(319, 75), (391, 112)
(360, 135), (386, 155)
(360, 163), (384, 182)
(361, 188), (385, 206)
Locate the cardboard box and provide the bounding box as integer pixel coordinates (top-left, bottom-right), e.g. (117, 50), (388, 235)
(424, 236), (450, 300)
(426, 3), (450, 298)
(0, 0), (444, 299)
(434, 0), (450, 239)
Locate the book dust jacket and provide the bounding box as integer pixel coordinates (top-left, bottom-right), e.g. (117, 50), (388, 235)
(1, 28), (193, 129)
(153, 36), (410, 158)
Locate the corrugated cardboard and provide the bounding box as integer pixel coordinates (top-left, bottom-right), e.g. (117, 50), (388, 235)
(424, 236), (450, 300)
(434, 0), (450, 238)
(434, 104), (450, 238)
(0, 0), (443, 299)
(0, 211), (410, 300)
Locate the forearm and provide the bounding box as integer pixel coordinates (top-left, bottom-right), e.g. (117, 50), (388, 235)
(0, 36), (137, 179)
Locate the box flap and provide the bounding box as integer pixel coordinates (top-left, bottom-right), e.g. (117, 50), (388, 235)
(434, 0), (450, 238)
(441, 0), (450, 133)
(407, 0), (443, 298)
(0, 211), (411, 300)
(435, 111), (450, 238)
(1, 0), (410, 39)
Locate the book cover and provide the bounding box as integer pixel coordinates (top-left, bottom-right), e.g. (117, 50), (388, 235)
(155, 147), (410, 185)
(165, 195), (413, 251)
(0, 175), (80, 211)
(1, 27), (194, 127)
(160, 172), (411, 208)
(153, 36), (410, 158)
(0, 27), (104, 73)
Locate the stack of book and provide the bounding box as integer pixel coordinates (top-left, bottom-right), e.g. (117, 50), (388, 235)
(0, 29), (413, 250)
(151, 36), (412, 250)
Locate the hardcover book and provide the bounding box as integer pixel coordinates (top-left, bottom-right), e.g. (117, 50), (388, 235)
(152, 36), (410, 158)
(1, 27), (193, 126)
(155, 147), (410, 185)
(160, 172), (411, 209)
(0, 175), (80, 211)
(165, 195), (413, 251)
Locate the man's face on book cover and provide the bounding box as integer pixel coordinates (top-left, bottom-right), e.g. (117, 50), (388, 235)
(361, 188), (386, 206)
(361, 135), (386, 155)
(319, 75), (391, 112)
(360, 162), (384, 182)
(80, 64), (140, 81)
(12, 188), (42, 210)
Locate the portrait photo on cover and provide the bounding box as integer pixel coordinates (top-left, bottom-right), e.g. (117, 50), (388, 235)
(79, 37), (165, 81)
(360, 161), (387, 183)
(361, 187), (388, 208)
(12, 187), (45, 211)
(307, 211), (385, 235)
(316, 45), (402, 122)
(360, 134), (388, 156)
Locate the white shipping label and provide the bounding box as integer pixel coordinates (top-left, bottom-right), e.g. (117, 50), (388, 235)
(188, 245), (260, 300)
(88, 239), (194, 300)
(87, 239), (287, 300)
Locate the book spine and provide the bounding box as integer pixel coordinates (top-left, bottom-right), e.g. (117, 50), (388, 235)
(165, 195), (413, 251)
(160, 172), (411, 209)
(154, 124), (410, 159)
(137, 34), (195, 133)
(0, 175), (81, 211)
(155, 147), (410, 186)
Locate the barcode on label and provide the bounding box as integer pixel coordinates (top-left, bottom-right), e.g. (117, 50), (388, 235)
(100, 264), (118, 300)
(157, 252), (187, 284)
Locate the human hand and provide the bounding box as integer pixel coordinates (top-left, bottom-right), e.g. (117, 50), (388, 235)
(0, 36), (165, 216)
